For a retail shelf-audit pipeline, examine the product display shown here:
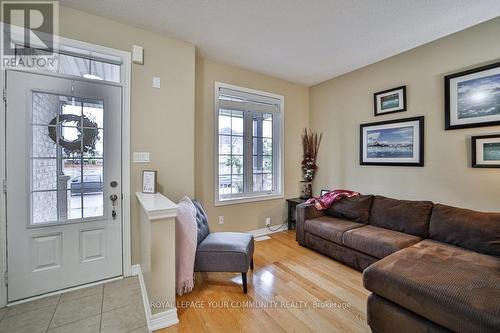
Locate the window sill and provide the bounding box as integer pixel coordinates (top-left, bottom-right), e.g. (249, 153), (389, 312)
(215, 193), (284, 206)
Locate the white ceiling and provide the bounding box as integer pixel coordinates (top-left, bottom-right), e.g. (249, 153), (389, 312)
(59, 0), (500, 86)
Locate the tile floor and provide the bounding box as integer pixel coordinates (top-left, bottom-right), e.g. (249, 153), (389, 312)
(0, 276), (148, 333)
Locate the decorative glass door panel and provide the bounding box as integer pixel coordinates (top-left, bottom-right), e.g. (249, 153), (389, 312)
(31, 93), (105, 224)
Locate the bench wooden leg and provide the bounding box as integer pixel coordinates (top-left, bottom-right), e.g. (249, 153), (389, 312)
(250, 258), (254, 270)
(242, 272), (247, 293)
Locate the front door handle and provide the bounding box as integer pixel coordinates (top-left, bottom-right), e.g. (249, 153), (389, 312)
(110, 194), (118, 219)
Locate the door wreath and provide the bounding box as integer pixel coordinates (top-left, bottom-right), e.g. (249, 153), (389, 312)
(48, 114), (100, 153)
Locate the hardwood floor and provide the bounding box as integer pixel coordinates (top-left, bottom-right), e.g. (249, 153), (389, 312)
(159, 231), (370, 333)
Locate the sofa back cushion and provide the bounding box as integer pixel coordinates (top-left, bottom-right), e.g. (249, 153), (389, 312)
(326, 195), (374, 224)
(370, 196), (433, 237)
(429, 204), (500, 256)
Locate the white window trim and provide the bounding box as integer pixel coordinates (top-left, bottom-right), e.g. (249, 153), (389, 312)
(214, 82), (284, 206)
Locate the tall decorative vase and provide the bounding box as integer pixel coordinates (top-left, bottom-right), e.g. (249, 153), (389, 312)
(299, 180), (312, 199)
(300, 128), (322, 200)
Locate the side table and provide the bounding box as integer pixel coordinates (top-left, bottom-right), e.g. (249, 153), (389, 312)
(286, 197), (307, 230)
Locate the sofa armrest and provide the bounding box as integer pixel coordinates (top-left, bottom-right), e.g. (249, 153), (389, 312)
(296, 203), (325, 245)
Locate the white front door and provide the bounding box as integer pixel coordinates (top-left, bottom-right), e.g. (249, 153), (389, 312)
(5, 70), (123, 302)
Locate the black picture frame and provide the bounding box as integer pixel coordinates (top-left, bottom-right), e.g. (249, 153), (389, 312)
(471, 134), (500, 168)
(320, 189), (330, 196)
(142, 170), (157, 193)
(374, 85), (407, 116)
(360, 116), (424, 167)
(445, 61), (500, 130)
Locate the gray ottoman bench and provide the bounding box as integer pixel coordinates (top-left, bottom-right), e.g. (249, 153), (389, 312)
(192, 200), (254, 293)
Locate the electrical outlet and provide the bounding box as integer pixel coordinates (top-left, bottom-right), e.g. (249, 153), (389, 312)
(218, 216), (224, 225)
(265, 217), (271, 226)
(152, 76), (161, 88)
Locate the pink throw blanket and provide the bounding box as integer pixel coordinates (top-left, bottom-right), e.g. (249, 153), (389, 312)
(175, 197), (198, 296)
(306, 189), (360, 210)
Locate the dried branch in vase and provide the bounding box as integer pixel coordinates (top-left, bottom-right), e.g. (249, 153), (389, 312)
(301, 128), (322, 182)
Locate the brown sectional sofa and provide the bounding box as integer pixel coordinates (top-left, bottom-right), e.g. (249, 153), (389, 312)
(296, 195), (500, 333)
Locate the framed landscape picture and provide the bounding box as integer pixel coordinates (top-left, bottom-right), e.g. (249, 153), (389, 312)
(360, 116), (424, 166)
(445, 61), (500, 130)
(472, 134), (500, 168)
(374, 86), (406, 116)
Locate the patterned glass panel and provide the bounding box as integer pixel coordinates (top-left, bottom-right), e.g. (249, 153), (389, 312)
(30, 92), (105, 224)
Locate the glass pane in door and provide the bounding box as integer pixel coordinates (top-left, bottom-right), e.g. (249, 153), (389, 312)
(30, 92), (105, 224)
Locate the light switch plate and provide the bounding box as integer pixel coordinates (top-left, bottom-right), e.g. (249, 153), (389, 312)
(152, 76), (161, 89)
(132, 45), (144, 65)
(133, 152), (150, 163)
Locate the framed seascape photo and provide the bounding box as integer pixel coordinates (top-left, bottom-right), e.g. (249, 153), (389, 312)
(374, 86), (406, 116)
(445, 61), (500, 130)
(142, 170), (157, 193)
(472, 134), (500, 168)
(360, 116), (424, 167)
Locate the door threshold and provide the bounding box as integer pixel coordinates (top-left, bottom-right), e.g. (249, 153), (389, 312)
(7, 275), (123, 306)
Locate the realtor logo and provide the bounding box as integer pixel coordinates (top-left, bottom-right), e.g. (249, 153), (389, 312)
(1, 1), (59, 69)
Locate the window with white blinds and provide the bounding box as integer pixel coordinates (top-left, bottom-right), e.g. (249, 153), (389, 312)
(215, 82), (283, 205)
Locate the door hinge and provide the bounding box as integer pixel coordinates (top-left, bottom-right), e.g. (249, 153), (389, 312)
(2, 89), (6, 102)
(2, 180), (6, 194)
(4, 271), (7, 287)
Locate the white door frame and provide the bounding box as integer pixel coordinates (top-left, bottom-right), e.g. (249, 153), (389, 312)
(0, 36), (132, 306)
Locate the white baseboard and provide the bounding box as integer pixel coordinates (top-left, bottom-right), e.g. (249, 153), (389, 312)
(149, 309), (179, 331)
(248, 224), (288, 238)
(131, 264), (179, 332)
(130, 264), (141, 276)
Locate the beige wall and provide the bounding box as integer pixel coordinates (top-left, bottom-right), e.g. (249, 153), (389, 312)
(195, 57), (309, 232)
(59, 6), (195, 263)
(310, 17), (500, 211)
(58, 6), (499, 264)
(58, 6), (308, 261)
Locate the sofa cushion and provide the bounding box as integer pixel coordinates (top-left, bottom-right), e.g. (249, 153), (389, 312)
(363, 239), (500, 333)
(342, 225), (422, 259)
(296, 203), (325, 245)
(370, 196), (433, 237)
(305, 216), (365, 244)
(195, 232), (254, 272)
(326, 194), (374, 224)
(367, 294), (452, 333)
(305, 233), (378, 271)
(429, 204), (500, 256)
